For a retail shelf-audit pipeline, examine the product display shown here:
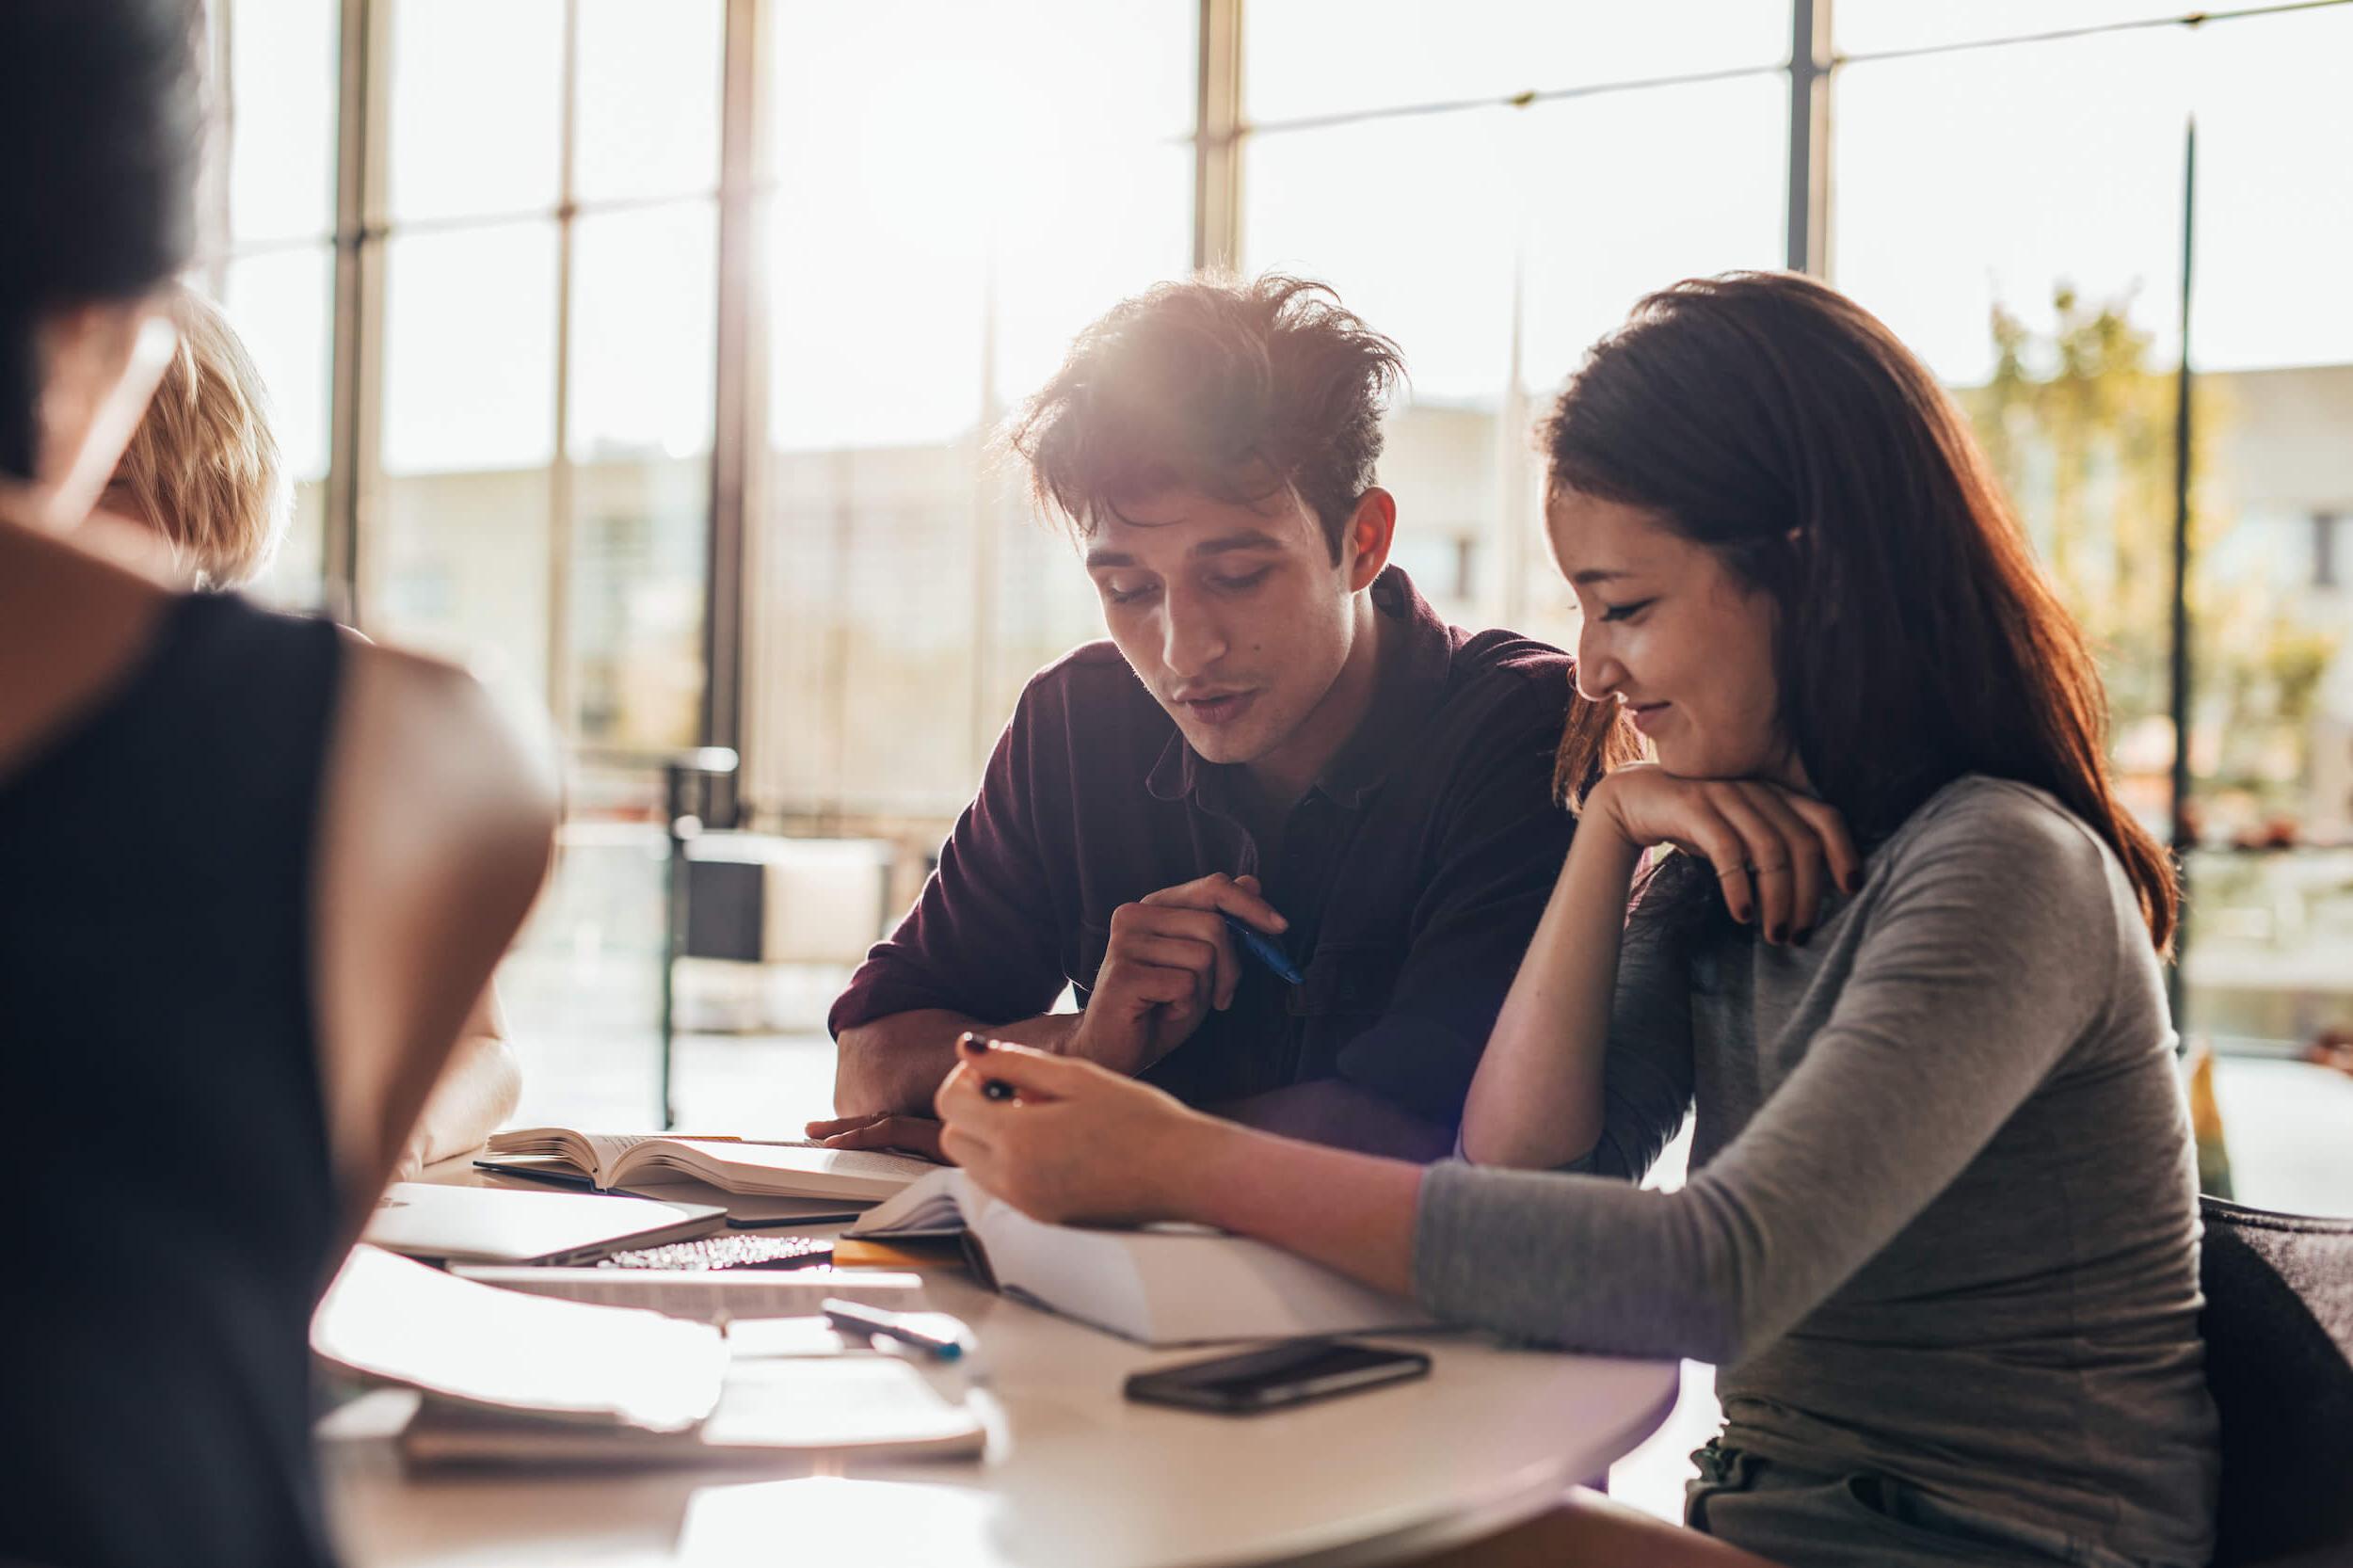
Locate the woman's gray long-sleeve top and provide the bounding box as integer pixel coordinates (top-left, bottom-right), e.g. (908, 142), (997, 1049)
(1412, 776), (2218, 1566)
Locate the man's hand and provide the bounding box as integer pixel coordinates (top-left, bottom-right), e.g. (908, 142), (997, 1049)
(805, 1111), (950, 1162)
(1067, 872), (1288, 1077)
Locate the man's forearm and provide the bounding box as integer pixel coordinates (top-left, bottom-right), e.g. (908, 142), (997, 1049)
(835, 1008), (1083, 1116)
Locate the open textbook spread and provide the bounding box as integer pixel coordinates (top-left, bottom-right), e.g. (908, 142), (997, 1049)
(848, 1168), (1435, 1346)
(486, 1128), (935, 1203)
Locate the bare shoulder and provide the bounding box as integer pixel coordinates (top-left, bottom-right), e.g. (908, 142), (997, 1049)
(327, 629), (560, 889)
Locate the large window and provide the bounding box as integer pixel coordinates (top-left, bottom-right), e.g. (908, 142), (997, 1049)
(374, 0), (721, 751)
(1831, 4), (2353, 1057)
(191, 1), (2353, 1113)
(198, 0), (339, 610)
(750, 0), (1196, 824)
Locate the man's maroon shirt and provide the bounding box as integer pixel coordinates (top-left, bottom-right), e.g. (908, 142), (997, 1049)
(828, 568), (1578, 1126)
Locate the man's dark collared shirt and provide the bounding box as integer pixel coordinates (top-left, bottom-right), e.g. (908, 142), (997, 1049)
(828, 568), (1577, 1126)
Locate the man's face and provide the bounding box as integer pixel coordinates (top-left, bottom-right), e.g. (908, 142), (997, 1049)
(1084, 487), (1360, 767)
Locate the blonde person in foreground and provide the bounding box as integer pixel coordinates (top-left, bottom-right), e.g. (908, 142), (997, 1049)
(99, 283), (521, 1176)
(935, 273), (2218, 1568)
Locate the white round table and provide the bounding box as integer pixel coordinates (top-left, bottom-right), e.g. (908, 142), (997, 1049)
(323, 1174), (1678, 1568)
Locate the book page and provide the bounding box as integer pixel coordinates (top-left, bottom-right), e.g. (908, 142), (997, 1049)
(313, 1245), (725, 1431)
(844, 1167), (968, 1237)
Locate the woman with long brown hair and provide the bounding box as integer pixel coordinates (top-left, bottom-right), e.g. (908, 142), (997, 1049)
(929, 272), (2217, 1567)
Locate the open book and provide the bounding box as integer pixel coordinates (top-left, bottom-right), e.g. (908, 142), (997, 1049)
(848, 1168), (1435, 1347)
(486, 1128), (933, 1203)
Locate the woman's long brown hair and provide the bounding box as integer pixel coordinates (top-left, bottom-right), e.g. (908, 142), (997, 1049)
(1546, 272), (2178, 953)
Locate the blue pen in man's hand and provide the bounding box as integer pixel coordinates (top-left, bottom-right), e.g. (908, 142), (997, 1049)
(1221, 911), (1305, 986)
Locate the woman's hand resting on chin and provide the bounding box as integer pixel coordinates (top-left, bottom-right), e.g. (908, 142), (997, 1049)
(1588, 764), (1863, 946)
(933, 1032), (1225, 1226)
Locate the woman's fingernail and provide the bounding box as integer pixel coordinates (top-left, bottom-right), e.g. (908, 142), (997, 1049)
(958, 1032), (990, 1053)
(1769, 924), (1787, 945)
(1793, 927), (1813, 948)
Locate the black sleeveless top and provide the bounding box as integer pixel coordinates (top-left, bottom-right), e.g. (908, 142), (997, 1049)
(0, 592), (343, 1568)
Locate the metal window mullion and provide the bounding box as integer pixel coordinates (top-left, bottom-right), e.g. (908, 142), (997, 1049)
(204, 5), (236, 291)
(703, 0), (762, 817)
(1787, 0), (1833, 277)
(1193, 0), (1245, 272)
(324, 0), (381, 626)
(969, 253), (1001, 785)
(548, 0), (583, 737)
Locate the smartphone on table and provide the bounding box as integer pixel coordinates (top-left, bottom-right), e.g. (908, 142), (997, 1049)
(1123, 1338), (1431, 1415)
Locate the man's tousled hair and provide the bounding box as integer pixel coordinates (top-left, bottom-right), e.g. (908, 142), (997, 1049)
(1008, 273), (1404, 560)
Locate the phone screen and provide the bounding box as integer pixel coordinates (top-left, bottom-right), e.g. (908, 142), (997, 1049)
(1125, 1338), (1431, 1413)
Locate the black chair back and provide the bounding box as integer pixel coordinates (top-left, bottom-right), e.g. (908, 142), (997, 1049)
(2200, 1195), (2353, 1567)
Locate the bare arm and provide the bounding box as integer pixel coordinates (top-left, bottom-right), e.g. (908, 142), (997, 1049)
(394, 987), (522, 1176)
(933, 1042), (1424, 1296)
(834, 1007), (1081, 1118)
(1459, 819), (1647, 1167)
(314, 635), (558, 1251)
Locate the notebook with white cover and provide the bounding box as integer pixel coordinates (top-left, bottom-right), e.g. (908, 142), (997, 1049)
(847, 1168), (1435, 1346)
(485, 1128), (934, 1202)
(362, 1181), (724, 1265)
(400, 1359), (984, 1466)
(447, 1263), (922, 1324)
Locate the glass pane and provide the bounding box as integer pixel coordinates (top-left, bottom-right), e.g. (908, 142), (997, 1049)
(1247, 0), (1789, 124)
(574, 0), (723, 204)
(2177, 8), (2353, 1057)
(1839, 1), (2198, 56)
(754, 446), (983, 818)
(568, 202), (717, 462)
(751, 0), (1194, 818)
(1248, 111), (1520, 405)
(221, 246), (333, 483)
(501, 811), (670, 1128)
(984, 486), (1107, 744)
(380, 221), (559, 476)
(567, 203), (716, 751)
(376, 223), (556, 711)
(225, 0), (339, 244)
(1833, 28), (2190, 386)
(1520, 75), (1788, 390)
(990, 142), (1194, 413)
(376, 465), (552, 715)
(764, 0), (1193, 452)
(384, 0), (563, 224)
(1247, 109), (1514, 635)
(248, 482), (328, 614)
(218, 246), (334, 611)
(1513, 74), (1788, 648)
(1833, 30), (2188, 838)
(568, 460), (706, 752)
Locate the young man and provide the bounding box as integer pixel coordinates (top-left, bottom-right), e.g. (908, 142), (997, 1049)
(815, 275), (1601, 1160)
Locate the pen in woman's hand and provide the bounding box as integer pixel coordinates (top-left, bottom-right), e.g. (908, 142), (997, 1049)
(958, 1032), (1017, 1100)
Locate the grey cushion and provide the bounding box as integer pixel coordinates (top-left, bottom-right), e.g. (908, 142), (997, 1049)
(2199, 1196), (2353, 1567)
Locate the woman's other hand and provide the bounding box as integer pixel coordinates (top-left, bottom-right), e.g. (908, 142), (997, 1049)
(1591, 764), (1863, 945)
(933, 1033), (1219, 1225)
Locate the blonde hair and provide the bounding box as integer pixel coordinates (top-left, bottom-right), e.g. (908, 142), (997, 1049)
(113, 283), (290, 588)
